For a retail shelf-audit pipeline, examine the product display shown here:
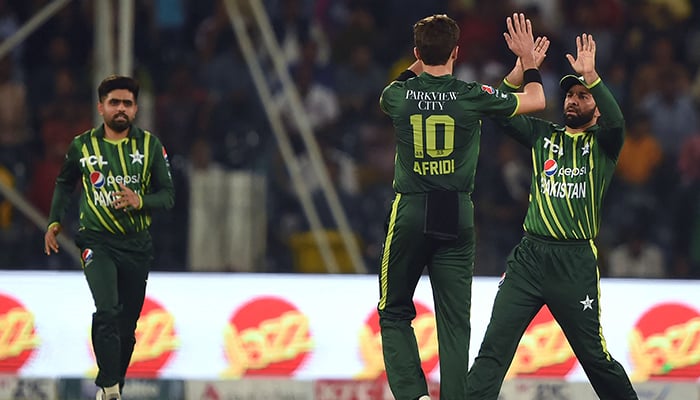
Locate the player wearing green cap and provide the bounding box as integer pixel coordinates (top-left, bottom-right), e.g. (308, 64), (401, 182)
(466, 34), (638, 400)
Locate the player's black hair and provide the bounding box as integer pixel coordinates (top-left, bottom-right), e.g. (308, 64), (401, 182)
(97, 75), (139, 102)
(413, 14), (460, 66)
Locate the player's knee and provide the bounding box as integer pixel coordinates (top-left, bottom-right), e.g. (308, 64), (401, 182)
(378, 309), (416, 325)
(93, 308), (120, 326)
(577, 351), (612, 368)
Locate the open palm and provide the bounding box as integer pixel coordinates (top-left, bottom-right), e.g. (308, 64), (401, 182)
(566, 33), (596, 75)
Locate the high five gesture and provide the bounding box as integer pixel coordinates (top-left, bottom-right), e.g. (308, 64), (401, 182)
(566, 33), (599, 85)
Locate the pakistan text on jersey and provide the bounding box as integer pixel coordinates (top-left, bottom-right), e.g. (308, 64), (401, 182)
(93, 189), (142, 207)
(414, 159), (455, 176)
(405, 90), (458, 111)
(540, 177), (587, 199)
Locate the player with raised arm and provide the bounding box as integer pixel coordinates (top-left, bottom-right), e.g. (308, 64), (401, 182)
(466, 34), (639, 400)
(376, 13), (545, 400)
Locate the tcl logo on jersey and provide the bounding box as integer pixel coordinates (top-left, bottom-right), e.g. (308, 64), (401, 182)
(506, 306), (576, 379)
(221, 296), (313, 378)
(0, 294), (40, 373)
(356, 302), (438, 379)
(629, 303), (700, 381)
(79, 155), (108, 167)
(543, 137), (564, 157)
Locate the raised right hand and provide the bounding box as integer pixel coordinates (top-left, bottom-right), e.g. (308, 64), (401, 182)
(504, 13), (536, 68)
(566, 33), (596, 76)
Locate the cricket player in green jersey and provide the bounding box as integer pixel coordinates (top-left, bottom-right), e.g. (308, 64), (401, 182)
(466, 34), (639, 399)
(44, 75), (174, 400)
(377, 13), (546, 400)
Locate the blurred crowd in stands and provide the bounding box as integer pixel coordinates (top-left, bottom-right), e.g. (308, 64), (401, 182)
(0, 0), (699, 278)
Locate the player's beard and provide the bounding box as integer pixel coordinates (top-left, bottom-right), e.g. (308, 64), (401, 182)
(564, 108), (595, 129)
(106, 113), (131, 133)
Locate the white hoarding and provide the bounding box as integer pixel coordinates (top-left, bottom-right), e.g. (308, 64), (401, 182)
(0, 271), (699, 386)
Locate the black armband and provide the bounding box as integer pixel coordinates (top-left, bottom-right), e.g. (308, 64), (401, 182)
(396, 70), (417, 82)
(523, 68), (542, 85)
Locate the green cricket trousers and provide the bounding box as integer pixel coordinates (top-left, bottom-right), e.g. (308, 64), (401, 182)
(378, 192), (475, 400)
(467, 233), (638, 399)
(76, 228), (153, 390)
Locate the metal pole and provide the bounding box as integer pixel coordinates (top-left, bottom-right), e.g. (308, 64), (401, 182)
(247, 0), (367, 273)
(117, 0), (134, 76)
(0, 0), (72, 60)
(224, 0), (342, 273)
(94, 0), (115, 125)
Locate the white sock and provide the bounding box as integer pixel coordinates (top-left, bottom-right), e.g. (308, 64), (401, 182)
(104, 383), (120, 398)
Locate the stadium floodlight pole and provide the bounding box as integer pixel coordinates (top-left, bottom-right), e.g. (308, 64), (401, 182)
(0, 0), (71, 60)
(117, 0), (134, 76)
(246, 0), (368, 274)
(93, 0), (115, 125)
(225, 0), (342, 274)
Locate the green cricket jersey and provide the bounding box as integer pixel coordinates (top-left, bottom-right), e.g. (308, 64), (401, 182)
(380, 73), (519, 194)
(496, 79), (624, 240)
(48, 124), (175, 235)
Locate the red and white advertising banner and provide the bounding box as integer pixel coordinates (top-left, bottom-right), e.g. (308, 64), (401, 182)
(0, 271), (699, 385)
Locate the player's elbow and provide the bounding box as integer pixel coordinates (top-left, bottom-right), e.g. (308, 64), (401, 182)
(516, 93), (546, 115)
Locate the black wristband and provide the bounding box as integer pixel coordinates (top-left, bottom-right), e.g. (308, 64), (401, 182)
(523, 68), (542, 85)
(396, 70), (417, 82)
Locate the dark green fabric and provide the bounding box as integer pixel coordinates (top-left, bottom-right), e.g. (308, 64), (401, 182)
(494, 80), (623, 240)
(77, 228), (153, 389)
(467, 235), (638, 399)
(380, 73), (518, 195)
(378, 70), (518, 400)
(378, 193), (475, 400)
(424, 191), (459, 240)
(48, 124), (174, 234)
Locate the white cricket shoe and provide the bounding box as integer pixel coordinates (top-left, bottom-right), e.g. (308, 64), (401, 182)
(96, 383), (121, 400)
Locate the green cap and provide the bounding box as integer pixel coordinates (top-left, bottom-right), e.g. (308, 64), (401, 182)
(559, 75), (586, 91)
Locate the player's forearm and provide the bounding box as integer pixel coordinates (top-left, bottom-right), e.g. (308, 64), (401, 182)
(590, 79), (623, 127)
(503, 66), (524, 89)
(581, 71), (600, 88)
(47, 183), (74, 226)
(141, 187), (175, 210)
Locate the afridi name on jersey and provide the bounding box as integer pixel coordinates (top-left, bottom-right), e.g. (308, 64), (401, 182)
(414, 159), (455, 176)
(380, 73), (517, 194)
